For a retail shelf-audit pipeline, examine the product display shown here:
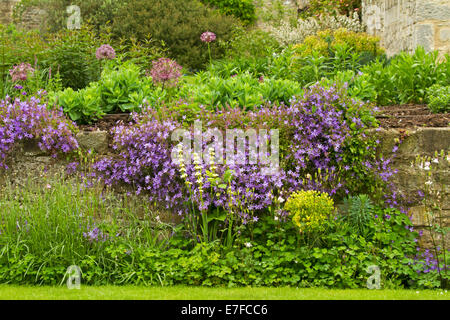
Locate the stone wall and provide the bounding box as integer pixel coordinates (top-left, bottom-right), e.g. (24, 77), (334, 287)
(0, 0), (16, 25)
(2, 127), (449, 248)
(362, 0), (450, 56)
(375, 127), (450, 248)
(0, 0), (45, 30)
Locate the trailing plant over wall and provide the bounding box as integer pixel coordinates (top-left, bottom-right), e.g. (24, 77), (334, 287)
(0, 94), (78, 169)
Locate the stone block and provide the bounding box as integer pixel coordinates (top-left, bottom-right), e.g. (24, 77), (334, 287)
(417, 128), (450, 154)
(416, 0), (450, 21)
(416, 24), (434, 52)
(440, 28), (450, 42)
(75, 131), (109, 154)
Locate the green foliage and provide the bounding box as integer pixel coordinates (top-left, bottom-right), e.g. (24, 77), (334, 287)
(14, 0), (125, 33)
(321, 70), (377, 102)
(108, 0), (240, 70)
(300, 0), (362, 18)
(221, 26), (281, 61)
(362, 47), (449, 105)
(0, 176), (442, 288)
(293, 28), (384, 58)
(341, 194), (374, 237)
(285, 190), (335, 234)
(427, 84), (450, 113)
(201, 0), (256, 25)
(0, 176), (174, 285)
(41, 27), (104, 90)
(50, 62), (169, 123)
(178, 71), (304, 111)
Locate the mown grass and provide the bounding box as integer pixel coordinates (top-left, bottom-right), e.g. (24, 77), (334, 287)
(0, 286), (448, 300)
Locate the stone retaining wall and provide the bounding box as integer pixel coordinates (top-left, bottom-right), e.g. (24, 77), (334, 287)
(2, 127), (449, 248)
(374, 127), (450, 248)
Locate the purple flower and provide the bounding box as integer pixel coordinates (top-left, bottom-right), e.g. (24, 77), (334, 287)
(200, 31), (216, 43)
(0, 96), (79, 169)
(14, 85), (23, 90)
(9, 63), (34, 82)
(96, 44), (116, 60)
(147, 58), (182, 88)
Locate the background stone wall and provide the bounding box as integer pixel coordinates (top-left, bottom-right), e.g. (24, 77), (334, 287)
(362, 0), (450, 56)
(0, 0), (45, 30)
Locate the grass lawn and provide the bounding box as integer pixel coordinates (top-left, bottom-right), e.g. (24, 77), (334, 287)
(0, 286), (448, 300)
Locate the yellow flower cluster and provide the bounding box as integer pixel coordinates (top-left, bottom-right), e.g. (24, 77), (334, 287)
(284, 190), (335, 234)
(293, 28), (384, 57)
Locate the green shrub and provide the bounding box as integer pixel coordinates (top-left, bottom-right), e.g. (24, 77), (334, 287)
(178, 71), (304, 111)
(200, 0), (256, 25)
(427, 84), (450, 113)
(109, 0), (240, 70)
(14, 0), (125, 33)
(50, 61), (170, 123)
(293, 28), (384, 58)
(340, 194), (374, 237)
(363, 47), (449, 105)
(285, 190), (335, 235)
(222, 26), (281, 61)
(299, 0), (362, 18)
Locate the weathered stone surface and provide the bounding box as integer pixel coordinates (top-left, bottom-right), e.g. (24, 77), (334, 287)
(416, 24), (434, 51)
(75, 131), (109, 155)
(363, 0), (450, 57)
(416, 0), (450, 21)
(440, 28), (450, 41)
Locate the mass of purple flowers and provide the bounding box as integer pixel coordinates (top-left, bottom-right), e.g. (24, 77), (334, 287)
(96, 44), (116, 60)
(148, 58), (183, 88)
(0, 96), (79, 169)
(93, 85), (395, 220)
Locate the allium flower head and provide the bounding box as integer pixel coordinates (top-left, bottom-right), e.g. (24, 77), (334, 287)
(148, 58), (182, 88)
(200, 31), (216, 43)
(96, 44), (116, 60)
(9, 63), (35, 82)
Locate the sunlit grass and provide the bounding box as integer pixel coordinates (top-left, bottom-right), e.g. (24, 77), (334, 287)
(0, 286), (448, 300)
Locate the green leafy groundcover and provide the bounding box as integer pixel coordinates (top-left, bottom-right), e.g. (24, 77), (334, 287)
(0, 209), (439, 288)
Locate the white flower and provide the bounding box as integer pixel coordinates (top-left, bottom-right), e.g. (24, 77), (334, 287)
(425, 180), (433, 186)
(245, 242), (252, 248)
(278, 196), (285, 203)
(274, 216), (279, 221)
(424, 161), (431, 170)
(432, 158), (439, 164)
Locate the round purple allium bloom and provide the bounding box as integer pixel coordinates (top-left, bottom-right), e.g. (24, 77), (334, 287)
(148, 57), (182, 88)
(200, 31), (216, 43)
(9, 63), (35, 82)
(96, 44), (116, 60)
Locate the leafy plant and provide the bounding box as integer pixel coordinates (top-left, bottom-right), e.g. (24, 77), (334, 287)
(285, 190), (335, 237)
(362, 47), (449, 105)
(341, 194), (374, 236)
(108, 0), (240, 70)
(200, 0), (256, 25)
(427, 84), (450, 113)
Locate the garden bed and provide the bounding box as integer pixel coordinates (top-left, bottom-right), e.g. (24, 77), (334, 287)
(76, 105), (449, 133)
(376, 105), (449, 128)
